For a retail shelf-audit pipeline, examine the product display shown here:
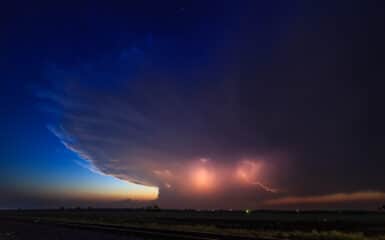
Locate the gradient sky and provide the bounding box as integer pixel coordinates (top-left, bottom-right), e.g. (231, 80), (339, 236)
(0, 1), (384, 209)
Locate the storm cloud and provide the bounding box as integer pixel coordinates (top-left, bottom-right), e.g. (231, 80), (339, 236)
(34, 1), (384, 209)
(41, 60), (283, 207)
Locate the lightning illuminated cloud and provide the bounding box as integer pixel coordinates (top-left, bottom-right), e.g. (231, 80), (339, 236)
(1, 0), (383, 210)
(43, 72), (280, 199)
(36, 10), (381, 208)
(37, 42), (283, 208)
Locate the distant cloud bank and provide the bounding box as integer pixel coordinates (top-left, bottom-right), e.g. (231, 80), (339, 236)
(264, 191), (385, 206)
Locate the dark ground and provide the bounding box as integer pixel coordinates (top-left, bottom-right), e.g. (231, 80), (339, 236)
(0, 217), (232, 240)
(2, 209), (385, 233)
(0, 218), (144, 240)
(1, 209), (385, 240)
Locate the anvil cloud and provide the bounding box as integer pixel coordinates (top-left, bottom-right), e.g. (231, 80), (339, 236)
(43, 66), (283, 207)
(32, 1), (384, 209)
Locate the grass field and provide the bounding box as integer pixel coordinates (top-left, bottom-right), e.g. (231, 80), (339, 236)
(1, 209), (385, 240)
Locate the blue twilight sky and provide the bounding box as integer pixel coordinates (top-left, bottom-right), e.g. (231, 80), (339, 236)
(0, 1), (384, 209)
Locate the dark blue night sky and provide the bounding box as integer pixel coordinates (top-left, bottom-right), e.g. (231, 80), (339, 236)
(0, 1), (384, 209)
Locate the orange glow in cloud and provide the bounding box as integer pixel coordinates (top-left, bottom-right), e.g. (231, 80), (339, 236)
(235, 160), (278, 193)
(190, 166), (216, 193)
(235, 160), (262, 183)
(132, 157), (279, 199)
(150, 158), (278, 196)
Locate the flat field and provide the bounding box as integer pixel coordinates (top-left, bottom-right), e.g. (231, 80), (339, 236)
(1, 209), (385, 240)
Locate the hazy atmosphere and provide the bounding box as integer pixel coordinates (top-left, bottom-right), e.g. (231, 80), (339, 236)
(1, 1), (384, 210)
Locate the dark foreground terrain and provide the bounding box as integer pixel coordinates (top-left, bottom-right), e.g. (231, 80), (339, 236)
(1, 209), (385, 240)
(0, 217), (228, 240)
(0, 218), (141, 240)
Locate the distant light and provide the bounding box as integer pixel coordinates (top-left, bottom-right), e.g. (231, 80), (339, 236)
(245, 209), (251, 214)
